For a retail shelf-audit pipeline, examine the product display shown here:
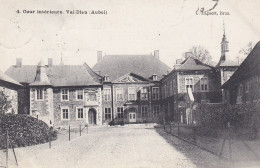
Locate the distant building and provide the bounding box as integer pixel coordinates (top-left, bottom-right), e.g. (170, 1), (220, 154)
(5, 58), (103, 127)
(92, 51), (170, 124)
(222, 41), (260, 105)
(0, 69), (21, 114)
(215, 28), (239, 102)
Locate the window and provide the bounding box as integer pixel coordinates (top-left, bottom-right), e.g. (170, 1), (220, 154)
(141, 105), (148, 118)
(104, 88), (111, 101)
(88, 93), (97, 101)
(185, 77), (194, 91)
(153, 105), (160, 118)
(61, 108), (69, 120)
(141, 87), (148, 100)
(61, 89), (69, 101)
(116, 88), (124, 101)
(128, 87), (136, 100)
(152, 87), (159, 100)
(36, 89), (43, 100)
(104, 108), (111, 120)
(117, 107), (124, 119)
(76, 90), (83, 100)
(200, 78), (208, 91)
(77, 108), (84, 119)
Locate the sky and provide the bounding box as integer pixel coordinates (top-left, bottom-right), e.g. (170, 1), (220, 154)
(0, 0), (260, 72)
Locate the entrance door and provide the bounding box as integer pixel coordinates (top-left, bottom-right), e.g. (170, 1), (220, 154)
(88, 108), (97, 125)
(129, 112), (136, 123)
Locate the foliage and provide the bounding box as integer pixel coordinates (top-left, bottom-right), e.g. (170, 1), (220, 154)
(183, 45), (213, 65)
(0, 90), (12, 114)
(0, 114), (57, 149)
(196, 103), (258, 139)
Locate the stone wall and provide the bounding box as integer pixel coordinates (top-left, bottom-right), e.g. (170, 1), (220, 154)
(30, 87), (53, 126)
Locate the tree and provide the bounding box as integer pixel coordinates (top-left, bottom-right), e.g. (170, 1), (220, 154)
(0, 90), (11, 114)
(183, 45), (213, 65)
(238, 42), (255, 64)
(239, 42), (254, 57)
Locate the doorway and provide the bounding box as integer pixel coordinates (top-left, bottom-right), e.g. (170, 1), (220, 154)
(88, 108), (97, 125)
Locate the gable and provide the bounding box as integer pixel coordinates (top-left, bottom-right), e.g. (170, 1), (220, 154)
(113, 73), (149, 83)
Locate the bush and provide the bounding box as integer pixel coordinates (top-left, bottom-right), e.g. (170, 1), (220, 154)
(0, 114), (57, 149)
(197, 103), (258, 139)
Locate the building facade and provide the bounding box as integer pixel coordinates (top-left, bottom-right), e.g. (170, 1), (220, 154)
(92, 51), (170, 124)
(5, 59), (103, 127)
(160, 30), (238, 124)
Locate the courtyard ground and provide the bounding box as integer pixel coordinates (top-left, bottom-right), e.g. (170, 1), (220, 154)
(0, 124), (259, 168)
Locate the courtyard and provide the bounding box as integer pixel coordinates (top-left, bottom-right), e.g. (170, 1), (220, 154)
(1, 124), (259, 168)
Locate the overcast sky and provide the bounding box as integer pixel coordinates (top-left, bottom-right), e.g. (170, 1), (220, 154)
(0, 0), (260, 72)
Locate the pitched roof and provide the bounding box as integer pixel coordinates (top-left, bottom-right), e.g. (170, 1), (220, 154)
(216, 56), (239, 67)
(222, 41), (260, 89)
(176, 56), (214, 71)
(0, 69), (21, 86)
(92, 55), (170, 81)
(30, 60), (52, 86)
(5, 64), (101, 87)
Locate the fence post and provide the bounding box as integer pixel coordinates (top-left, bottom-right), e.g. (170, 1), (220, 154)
(6, 130), (8, 168)
(164, 123), (166, 132)
(193, 126), (196, 143)
(69, 125), (71, 141)
(11, 144), (18, 166)
(177, 122), (180, 136)
(170, 123), (172, 134)
(49, 128), (51, 149)
(228, 122), (232, 161)
(87, 125), (88, 134)
(80, 124), (81, 136)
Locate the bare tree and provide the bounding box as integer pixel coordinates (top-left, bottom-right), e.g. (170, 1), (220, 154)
(238, 42), (255, 64)
(183, 45), (213, 65)
(0, 91), (11, 114)
(239, 42), (254, 56)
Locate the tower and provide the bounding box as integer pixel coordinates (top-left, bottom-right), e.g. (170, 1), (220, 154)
(220, 21), (229, 62)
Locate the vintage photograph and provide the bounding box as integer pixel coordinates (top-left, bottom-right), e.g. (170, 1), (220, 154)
(0, 0), (260, 167)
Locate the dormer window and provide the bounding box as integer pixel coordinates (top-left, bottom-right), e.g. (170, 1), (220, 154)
(104, 75), (110, 82)
(152, 74), (158, 81)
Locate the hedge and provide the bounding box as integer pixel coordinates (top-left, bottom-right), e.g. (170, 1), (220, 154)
(196, 103), (259, 139)
(0, 114), (57, 149)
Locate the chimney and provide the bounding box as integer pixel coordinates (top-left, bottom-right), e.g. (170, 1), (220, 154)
(152, 74), (158, 81)
(16, 58), (22, 68)
(154, 50), (159, 59)
(97, 51), (102, 62)
(104, 75), (109, 82)
(48, 58), (53, 67)
(185, 52), (193, 58)
(174, 59), (183, 69)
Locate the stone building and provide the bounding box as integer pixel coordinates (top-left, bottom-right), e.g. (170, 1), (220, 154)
(0, 69), (21, 114)
(161, 53), (220, 123)
(160, 29), (238, 124)
(5, 58), (103, 127)
(92, 51), (170, 124)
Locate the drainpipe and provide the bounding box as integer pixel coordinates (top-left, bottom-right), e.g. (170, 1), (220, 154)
(111, 84), (114, 120)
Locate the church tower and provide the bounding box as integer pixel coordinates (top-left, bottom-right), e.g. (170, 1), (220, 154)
(220, 22), (229, 62)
